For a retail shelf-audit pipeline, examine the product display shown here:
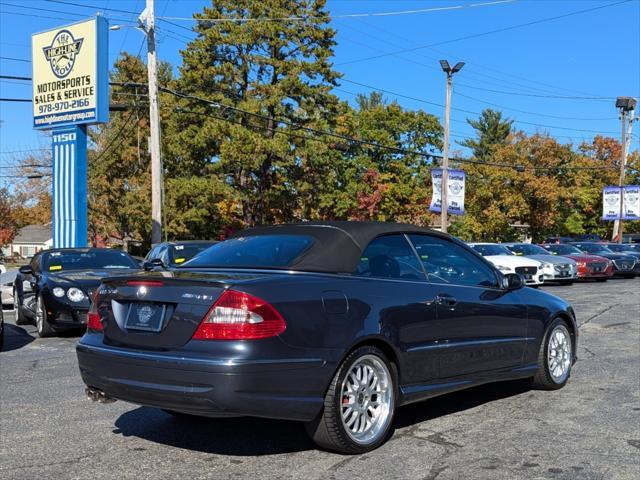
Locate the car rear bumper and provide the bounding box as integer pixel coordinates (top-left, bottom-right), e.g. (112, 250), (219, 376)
(76, 336), (330, 422)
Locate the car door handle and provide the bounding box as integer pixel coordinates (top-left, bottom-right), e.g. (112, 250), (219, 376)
(435, 294), (457, 308)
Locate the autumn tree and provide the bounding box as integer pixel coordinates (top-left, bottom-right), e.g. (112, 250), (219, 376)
(167, 0), (341, 226)
(461, 108), (513, 160)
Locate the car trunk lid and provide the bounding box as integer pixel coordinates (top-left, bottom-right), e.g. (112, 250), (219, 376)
(96, 270), (276, 349)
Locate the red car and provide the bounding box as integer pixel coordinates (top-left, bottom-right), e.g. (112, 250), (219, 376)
(540, 244), (613, 281)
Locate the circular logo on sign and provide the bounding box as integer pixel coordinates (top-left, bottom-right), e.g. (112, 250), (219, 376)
(450, 181), (463, 195)
(42, 29), (84, 79)
(605, 195), (617, 205)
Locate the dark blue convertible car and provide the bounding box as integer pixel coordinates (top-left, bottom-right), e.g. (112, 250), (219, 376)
(77, 222), (577, 453)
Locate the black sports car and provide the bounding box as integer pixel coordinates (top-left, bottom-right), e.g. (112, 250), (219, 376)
(143, 240), (218, 269)
(13, 248), (141, 337)
(570, 242), (639, 278)
(77, 222), (577, 453)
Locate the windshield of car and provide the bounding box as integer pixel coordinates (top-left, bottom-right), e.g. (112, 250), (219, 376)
(506, 244), (548, 256)
(181, 235), (314, 268)
(543, 244), (582, 255)
(44, 250), (139, 271)
(170, 242), (217, 265)
(574, 243), (612, 254)
(605, 244), (635, 253)
(470, 244), (513, 256)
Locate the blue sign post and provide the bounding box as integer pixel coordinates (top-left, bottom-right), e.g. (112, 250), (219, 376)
(32, 17), (109, 248)
(52, 126), (87, 247)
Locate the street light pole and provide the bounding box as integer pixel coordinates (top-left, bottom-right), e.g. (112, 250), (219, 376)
(613, 97), (637, 243)
(142, 0), (162, 244)
(439, 60), (464, 233)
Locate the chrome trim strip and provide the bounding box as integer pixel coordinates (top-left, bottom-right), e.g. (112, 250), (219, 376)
(406, 336), (535, 353)
(77, 343), (326, 368)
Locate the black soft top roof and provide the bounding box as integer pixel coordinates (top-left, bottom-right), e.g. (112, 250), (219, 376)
(232, 221), (445, 273)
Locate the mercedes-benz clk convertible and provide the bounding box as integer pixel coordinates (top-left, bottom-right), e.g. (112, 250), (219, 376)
(76, 222), (577, 454)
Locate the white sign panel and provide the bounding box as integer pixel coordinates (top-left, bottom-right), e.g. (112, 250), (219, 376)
(32, 17), (108, 129)
(602, 186), (621, 221)
(623, 185), (640, 220)
(429, 168), (465, 215)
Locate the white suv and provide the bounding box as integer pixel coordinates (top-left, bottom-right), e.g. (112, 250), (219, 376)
(468, 243), (545, 286)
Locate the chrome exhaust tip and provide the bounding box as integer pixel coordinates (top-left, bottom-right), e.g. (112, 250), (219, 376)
(85, 387), (116, 403)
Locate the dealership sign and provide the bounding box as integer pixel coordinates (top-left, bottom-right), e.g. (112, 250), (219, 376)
(602, 185), (640, 221)
(32, 16), (109, 248)
(429, 168), (465, 215)
(31, 17), (108, 129)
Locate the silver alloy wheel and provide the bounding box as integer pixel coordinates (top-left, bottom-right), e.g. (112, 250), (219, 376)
(36, 297), (44, 334)
(340, 354), (393, 445)
(547, 325), (572, 383)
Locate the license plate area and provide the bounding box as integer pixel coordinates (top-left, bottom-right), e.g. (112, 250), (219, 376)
(124, 302), (167, 332)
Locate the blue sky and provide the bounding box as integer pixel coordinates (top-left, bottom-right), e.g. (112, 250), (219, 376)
(1, 0), (639, 174)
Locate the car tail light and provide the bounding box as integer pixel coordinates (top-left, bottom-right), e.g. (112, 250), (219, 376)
(192, 289), (286, 340)
(86, 290), (103, 332)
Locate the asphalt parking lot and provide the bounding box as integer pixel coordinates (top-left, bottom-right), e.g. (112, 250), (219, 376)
(1, 279), (639, 480)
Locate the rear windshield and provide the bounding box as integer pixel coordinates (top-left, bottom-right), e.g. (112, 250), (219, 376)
(170, 242), (216, 265)
(181, 235), (314, 269)
(44, 250), (139, 271)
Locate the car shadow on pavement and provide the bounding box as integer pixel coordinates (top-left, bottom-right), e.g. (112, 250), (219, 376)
(112, 379), (533, 456)
(394, 378), (533, 429)
(113, 407), (317, 455)
(0, 323), (36, 352)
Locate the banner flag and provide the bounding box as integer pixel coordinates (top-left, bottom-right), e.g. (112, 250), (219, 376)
(602, 186), (621, 221)
(623, 185), (640, 220)
(429, 168), (465, 215)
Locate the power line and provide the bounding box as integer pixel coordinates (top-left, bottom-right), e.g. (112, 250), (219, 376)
(337, 0), (632, 66)
(162, 85), (622, 171)
(339, 78), (620, 135)
(0, 56), (29, 63)
(43, 0), (139, 15)
(453, 91), (617, 121)
(0, 98), (31, 102)
(455, 82), (616, 100)
(338, 14), (615, 100)
(158, 0), (518, 22)
(0, 75), (30, 81)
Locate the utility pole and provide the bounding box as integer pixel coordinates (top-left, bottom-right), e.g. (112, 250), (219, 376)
(141, 0), (162, 244)
(613, 97), (636, 243)
(438, 60), (464, 233)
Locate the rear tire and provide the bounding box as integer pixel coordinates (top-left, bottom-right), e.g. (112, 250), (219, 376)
(305, 346), (396, 454)
(35, 295), (54, 338)
(13, 289), (28, 325)
(532, 318), (573, 390)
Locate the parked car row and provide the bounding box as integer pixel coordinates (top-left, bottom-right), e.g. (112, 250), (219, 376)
(466, 240), (640, 285)
(9, 235), (640, 340)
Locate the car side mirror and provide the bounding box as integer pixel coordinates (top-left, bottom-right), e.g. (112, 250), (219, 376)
(502, 273), (524, 290)
(143, 258), (165, 271)
(19, 265), (33, 275)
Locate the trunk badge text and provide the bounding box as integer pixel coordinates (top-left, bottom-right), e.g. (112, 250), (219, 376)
(181, 293), (216, 301)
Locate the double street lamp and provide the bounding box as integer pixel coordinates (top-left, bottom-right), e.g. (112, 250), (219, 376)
(439, 60), (464, 233)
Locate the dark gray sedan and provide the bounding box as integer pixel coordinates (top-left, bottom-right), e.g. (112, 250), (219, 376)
(77, 222), (577, 453)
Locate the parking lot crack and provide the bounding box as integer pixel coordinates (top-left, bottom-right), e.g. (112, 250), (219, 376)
(424, 464), (449, 480)
(578, 305), (614, 328)
(0, 454), (93, 472)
